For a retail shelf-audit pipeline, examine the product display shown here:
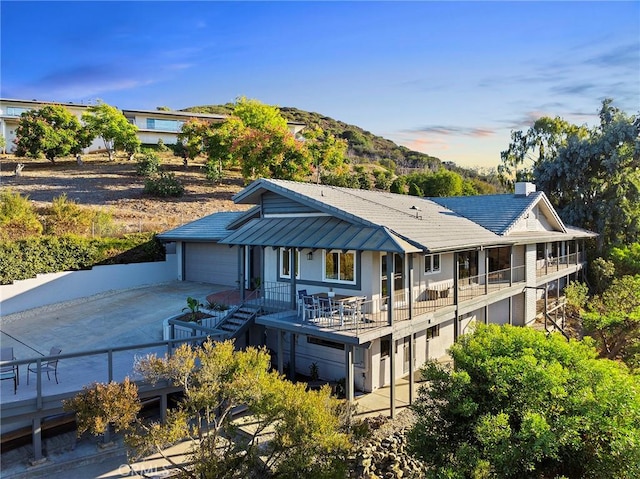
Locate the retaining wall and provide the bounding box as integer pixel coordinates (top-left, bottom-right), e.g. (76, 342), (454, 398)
(0, 254), (177, 315)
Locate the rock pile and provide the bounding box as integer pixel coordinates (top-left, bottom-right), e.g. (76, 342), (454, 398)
(349, 411), (428, 478)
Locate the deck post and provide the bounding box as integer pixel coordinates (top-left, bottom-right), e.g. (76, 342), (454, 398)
(390, 333), (396, 419)
(408, 255), (414, 318)
(345, 345), (354, 402)
(409, 333), (415, 405)
(277, 330), (284, 374)
(289, 333), (296, 380)
(161, 393), (168, 423)
(386, 254), (394, 326)
(453, 254), (459, 340)
(239, 246), (245, 301)
(32, 417), (44, 463)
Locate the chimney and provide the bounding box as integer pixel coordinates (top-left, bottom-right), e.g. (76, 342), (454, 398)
(515, 182), (536, 196)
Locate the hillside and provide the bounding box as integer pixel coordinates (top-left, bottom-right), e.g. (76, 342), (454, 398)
(181, 104), (496, 183)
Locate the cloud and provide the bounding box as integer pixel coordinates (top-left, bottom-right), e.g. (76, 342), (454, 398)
(586, 43), (640, 69)
(406, 125), (496, 138)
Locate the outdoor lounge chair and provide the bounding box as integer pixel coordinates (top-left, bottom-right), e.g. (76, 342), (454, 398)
(318, 297), (339, 321)
(297, 289), (308, 317)
(1, 347), (18, 394)
(27, 347), (61, 385)
(302, 295), (319, 322)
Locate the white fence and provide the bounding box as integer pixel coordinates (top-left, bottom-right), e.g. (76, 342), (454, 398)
(0, 254), (177, 315)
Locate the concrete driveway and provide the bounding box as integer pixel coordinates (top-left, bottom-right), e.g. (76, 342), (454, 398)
(0, 281), (227, 360)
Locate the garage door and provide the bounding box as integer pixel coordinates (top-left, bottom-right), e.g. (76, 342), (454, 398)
(184, 243), (238, 286)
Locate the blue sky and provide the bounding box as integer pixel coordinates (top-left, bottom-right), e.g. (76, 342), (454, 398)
(2, 1), (638, 169)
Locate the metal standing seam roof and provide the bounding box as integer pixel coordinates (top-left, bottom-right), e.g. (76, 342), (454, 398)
(157, 211), (248, 242)
(231, 179), (505, 252)
(219, 216), (422, 253)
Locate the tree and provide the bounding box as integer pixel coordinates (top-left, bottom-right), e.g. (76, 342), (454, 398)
(14, 104), (92, 162)
(408, 324), (640, 479)
(66, 340), (350, 478)
(500, 99), (640, 251)
(303, 127), (348, 183)
(498, 116), (589, 187)
(82, 102), (140, 162)
(580, 275), (640, 367)
(233, 96), (288, 131)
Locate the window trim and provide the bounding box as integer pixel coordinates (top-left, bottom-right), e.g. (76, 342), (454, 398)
(322, 249), (356, 284)
(279, 248), (300, 279)
(424, 254), (441, 274)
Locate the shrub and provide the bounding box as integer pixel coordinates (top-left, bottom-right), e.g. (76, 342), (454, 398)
(0, 190), (43, 240)
(204, 160), (222, 183)
(42, 194), (94, 236)
(143, 172), (185, 197)
(156, 138), (169, 152)
(0, 233), (164, 284)
(135, 151), (161, 176)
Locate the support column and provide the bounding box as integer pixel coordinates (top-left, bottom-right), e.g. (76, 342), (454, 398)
(453, 253), (459, 340)
(291, 249), (298, 309)
(408, 255), (414, 318)
(345, 345), (354, 403)
(32, 417), (44, 463)
(277, 330), (284, 374)
(238, 246), (246, 301)
(409, 333), (415, 405)
(389, 334), (396, 419)
(485, 251), (489, 295)
(386, 254), (394, 326)
(289, 333), (296, 380)
(508, 296), (513, 325)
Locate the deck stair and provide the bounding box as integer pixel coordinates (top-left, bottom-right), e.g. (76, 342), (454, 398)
(217, 304), (261, 339)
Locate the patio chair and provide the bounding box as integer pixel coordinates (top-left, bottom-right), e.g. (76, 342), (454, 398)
(302, 295), (319, 322)
(297, 289), (308, 317)
(341, 297), (366, 324)
(27, 347), (61, 385)
(318, 297), (339, 321)
(1, 347), (18, 394)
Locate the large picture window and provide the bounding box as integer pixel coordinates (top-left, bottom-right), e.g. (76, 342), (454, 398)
(324, 250), (356, 283)
(280, 248), (299, 279)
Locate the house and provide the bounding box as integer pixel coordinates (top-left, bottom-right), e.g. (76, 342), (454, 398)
(0, 98), (305, 153)
(159, 179), (595, 411)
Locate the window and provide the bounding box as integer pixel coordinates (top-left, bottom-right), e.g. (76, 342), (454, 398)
(487, 247), (510, 272)
(426, 325), (440, 339)
(280, 248), (299, 279)
(424, 254), (441, 274)
(146, 118), (183, 131)
(324, 250), (356, 283)
(380, 338), (390, 358)
(307, 336), (344, 350)
(6, 107), (30, 117)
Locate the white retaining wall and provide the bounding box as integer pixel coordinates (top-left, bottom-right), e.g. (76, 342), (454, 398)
(0, 254), (177, 316)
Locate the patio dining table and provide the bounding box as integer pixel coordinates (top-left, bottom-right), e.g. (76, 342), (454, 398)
(313, 293), (365, 325)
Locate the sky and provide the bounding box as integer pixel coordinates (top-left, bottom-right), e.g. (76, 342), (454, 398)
(1, 1), (638, 169)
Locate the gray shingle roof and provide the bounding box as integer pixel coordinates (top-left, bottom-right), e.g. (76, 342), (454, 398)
(157, 211), (247, 242)
(429, 192), (551, 235)
(232, 179), (506, 252)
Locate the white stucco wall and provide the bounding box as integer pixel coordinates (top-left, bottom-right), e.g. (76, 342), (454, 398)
(0, 254), (177, 315)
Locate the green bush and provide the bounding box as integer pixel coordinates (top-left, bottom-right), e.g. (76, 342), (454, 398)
(144, 172), (185, 197)
(135, 151), (161, 176)
(0, 233), (164, 284)
(204, 160), (222, 183)
(0, 190), (43, 240)
(42, 194), (94, 236)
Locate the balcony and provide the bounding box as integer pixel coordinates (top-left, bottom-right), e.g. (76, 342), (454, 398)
(536, 252), (584, 277)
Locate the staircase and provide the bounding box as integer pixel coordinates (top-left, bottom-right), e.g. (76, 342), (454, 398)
(216, 304), (261, 339)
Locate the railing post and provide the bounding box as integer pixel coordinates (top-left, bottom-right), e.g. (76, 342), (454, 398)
(32, 417), (44, 463)
(36, 359), (42, 410)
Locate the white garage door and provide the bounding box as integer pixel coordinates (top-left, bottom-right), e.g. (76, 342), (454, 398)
(184, 243), (238, 286)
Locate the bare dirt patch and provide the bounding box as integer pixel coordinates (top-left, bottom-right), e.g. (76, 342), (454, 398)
(0, 153), (247, 232)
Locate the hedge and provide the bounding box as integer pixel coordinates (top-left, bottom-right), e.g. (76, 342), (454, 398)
(0, 233), (165, 285)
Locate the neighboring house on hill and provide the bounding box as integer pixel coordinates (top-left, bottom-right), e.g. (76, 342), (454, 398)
(159, 179), (595, 409)
(0, 98), (305, 153)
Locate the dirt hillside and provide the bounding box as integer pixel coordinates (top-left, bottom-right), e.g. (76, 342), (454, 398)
(0, 153), (246, 233)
